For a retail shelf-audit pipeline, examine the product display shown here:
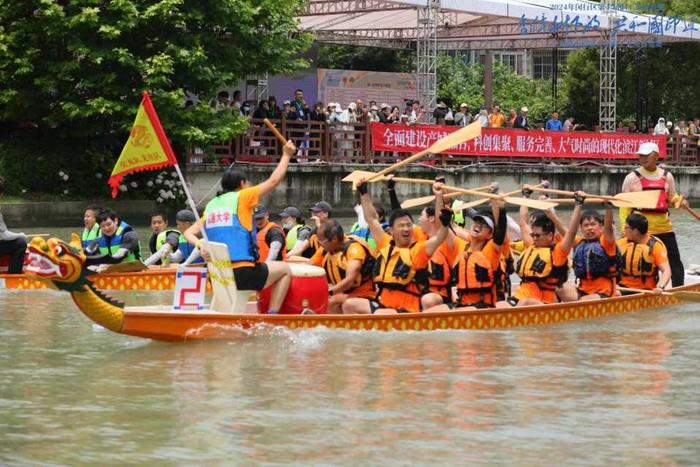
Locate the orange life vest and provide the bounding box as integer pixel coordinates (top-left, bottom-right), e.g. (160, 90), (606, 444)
(428, 247), (452, 300)
(454, 248), (497, 306)
(256, 222), (286, 262)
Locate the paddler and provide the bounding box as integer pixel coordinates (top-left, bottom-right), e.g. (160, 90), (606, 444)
(144, 210), (203, 267)
(81, 204), (102, 250)
(617, 213), (671, 294)
(253, 204), (286, 262)
(497, 191), (584, 307)
(147, 211), (170, 258)
(85, 208), (142, 267)
(287, 201), (332, 259)
(572, 203), (621, 301)
(279, 206), (312, 256)
(184, 141), (296, 315)
(0, 176), (28, 274)
(620, 142), (688, 286)
(310, 219), (376, 313)
(342, 179), (452, 314)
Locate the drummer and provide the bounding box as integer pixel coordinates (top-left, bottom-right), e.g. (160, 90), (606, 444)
(342, 179), (452, 314)
(310, 219), (376, 313)
(184, 141), (296, 315)
(617, 213), (671, 294)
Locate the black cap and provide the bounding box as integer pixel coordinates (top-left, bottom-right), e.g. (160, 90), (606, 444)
(309, 201), (332, 214)
(253, 204), (268, 219)
(280, 206), (302, 218)
(175, 210), (197, 223)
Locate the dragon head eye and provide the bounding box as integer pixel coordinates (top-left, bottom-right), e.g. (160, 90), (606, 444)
(54, 245), (65, 257)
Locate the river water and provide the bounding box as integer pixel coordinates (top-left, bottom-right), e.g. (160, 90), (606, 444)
(1, 216), (700, 464)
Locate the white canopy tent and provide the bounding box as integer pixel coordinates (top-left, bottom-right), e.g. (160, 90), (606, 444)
(298, 0), (700, 129)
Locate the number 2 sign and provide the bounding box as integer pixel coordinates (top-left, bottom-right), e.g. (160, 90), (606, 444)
(173, 267), (207, 311)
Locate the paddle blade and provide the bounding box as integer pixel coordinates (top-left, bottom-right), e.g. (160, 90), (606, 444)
(401, 194), (436, 209)
(504, 197), (559, 210)
(671, 291), (700, 303)
(342, 170), (384, 184)
(612, 190), (662, 210)
(428, 120), (482, 154)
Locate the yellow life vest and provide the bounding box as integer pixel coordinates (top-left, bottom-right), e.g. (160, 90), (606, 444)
(619, 236), (659, 278)
(373, 242), (428, 296)
(455, 248), (496, 305)
(322, 236), (375, 291)
(516, 245), (568, 291)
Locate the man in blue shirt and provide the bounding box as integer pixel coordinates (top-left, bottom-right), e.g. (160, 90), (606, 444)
(546, 112), (563, 131)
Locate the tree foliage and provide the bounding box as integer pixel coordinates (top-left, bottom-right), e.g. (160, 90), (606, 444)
(315, 44), (413, 72)
(0, 0), (311, 195)
(436, 54), (565, 124)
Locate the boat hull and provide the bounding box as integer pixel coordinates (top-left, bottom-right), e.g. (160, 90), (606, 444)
(0, 269), (211, 291)
(118, 282), (700, 342)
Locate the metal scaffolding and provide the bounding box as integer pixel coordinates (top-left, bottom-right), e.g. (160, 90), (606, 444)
(416, 0), (439, 120)
(599, 0), (618, 132)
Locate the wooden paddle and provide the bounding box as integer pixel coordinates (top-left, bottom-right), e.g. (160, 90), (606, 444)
(26, 233), (50, 237)
(400, 184), (491, 210)
(547, 198), (637, 208)
(682, 205), (700, 222)
(450, 183), (548, 213)
(442, 184), (558, 210)
(343, 120), (482, 186)
(341, 170), (438, 186)
(263, 118), (288, 144)
(617, 286), (700, 303)
(525, 185), (661, 210)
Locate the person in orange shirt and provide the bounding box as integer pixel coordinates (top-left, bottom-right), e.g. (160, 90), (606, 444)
(342, 180), (451, 314)
(309, 219), (376, 313)
(498, 192), (584, 307)
(572, 203), (620, 300)
(617, 213), (671, 294)
(185, 141), (296, 314)
(489, 105), (505, 128)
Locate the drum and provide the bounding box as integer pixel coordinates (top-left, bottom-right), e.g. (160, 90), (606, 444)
(257, 263), (329, 314)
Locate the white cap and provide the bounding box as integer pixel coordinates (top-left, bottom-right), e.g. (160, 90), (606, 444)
(460, 103), (467, 108)
(521, 106), (529, 112)
(380, 103), (389, 109)
(636, 142), (660, 155)
(348, 102), (357, 110)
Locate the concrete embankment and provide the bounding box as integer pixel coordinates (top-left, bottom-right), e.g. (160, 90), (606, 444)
(5, 164), (700, 226)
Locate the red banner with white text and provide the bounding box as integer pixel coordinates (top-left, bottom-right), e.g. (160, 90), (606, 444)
(371, 123), (667, 159)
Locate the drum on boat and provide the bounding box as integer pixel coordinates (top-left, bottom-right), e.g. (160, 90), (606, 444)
(257, 263), (329, 314)
(0, 255), (10, 273)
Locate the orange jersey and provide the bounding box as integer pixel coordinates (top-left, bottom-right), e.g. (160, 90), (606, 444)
(514, 241), (570, 304)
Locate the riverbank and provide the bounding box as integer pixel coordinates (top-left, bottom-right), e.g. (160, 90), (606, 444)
(4, 163), (700, 226)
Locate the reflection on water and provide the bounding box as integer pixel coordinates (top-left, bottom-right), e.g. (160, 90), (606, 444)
(1, 218), (700, 463)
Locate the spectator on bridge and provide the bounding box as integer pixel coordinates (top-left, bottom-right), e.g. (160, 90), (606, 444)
(267, 96), (281, 119)
(368, 105), (381, 123)
(388, 106), (401, 124)
(653, 118), (669, 135)
(355, 99), (365, 121)
(489, 105), (505, 128)
(282, 100), (292, 119)
(310, 102), (327, 122)
(513, 107), (529, 130)
(433, 101), (449, 124)
(563, 116), (575, 131)
(627, 121), (641, 133)
(545, 112), (563, 131)
(231, 90), (244, 116)
(378, 103), (391, 123)
(454, 104), (473, 127)
(688, 119), (698, 137)
(409, 100), (423, 125)
(210, 91), (229, 110)
(478, 106), (490, 128)
(252, 100), (268, 119)
(507, 108), (517, 128)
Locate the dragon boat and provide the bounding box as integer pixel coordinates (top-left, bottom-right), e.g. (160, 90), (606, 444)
(23, 235), (700, 342)
(1, 253), (209, 291)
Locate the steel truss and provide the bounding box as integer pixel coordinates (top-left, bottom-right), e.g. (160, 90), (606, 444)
(599, 0), (617, 132)
(416, 0), (439, 120)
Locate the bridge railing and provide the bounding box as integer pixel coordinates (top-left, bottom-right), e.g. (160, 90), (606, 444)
(185, 118), (700, 167)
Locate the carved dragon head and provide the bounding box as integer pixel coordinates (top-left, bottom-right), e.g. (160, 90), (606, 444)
(24, 234), (89, 292)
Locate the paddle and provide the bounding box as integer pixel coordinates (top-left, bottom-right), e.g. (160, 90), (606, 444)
(547, 198), (637, 208)
(442, 184), (558, 210)
(682, 205), (700, 222)
(341, 170), (438, 186)
(450, 183), (548, 213)
(525, 185), (661, 210)
(617, 286), (700, 303)
(343, 120), (482, 186)
(263, 118), (288, 145)
(26, 233), (50, 237)
(400, 184), (492, 209)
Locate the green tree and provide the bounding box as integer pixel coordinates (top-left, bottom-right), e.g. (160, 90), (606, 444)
(315, 44), (413, 72)
(0, 0), (311, 196)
